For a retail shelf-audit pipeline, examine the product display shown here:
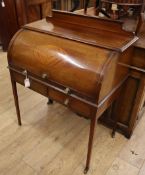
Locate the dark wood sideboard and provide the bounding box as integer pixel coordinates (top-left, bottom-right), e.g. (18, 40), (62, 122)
(100, 17), (145, 138)
(0, 0), (51, 51)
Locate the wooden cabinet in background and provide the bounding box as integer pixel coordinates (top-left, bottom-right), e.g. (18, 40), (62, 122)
(0, 0), (51, 51)
(0, 0), (19, 51)
(100, 21), (145, 138)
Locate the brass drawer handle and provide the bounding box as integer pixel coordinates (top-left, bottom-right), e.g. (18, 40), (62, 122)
(42, 73), (48, 79)
(22, 70), (27, 76)
(22, 70), (31, 88)
(64, 87), (70, 94)
(64, 98), (69, 106)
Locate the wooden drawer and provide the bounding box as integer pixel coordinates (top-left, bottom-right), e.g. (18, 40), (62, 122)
(12, 71), (48, 97)
(10, 66), (94, 118)
(48, 88), (92, 118)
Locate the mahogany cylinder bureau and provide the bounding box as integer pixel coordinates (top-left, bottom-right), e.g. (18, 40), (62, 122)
(7, 11), (138, 173)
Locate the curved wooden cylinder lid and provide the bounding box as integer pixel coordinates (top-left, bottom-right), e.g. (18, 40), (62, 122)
(8, 29), (111, 99)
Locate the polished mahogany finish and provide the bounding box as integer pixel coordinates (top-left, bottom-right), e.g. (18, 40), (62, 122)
(7, 11), (138, 173)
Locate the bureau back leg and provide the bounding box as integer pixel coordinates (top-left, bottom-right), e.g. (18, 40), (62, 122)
(112, 100), (121, 138)
(112, 111), (118, 138)
(47, 98), (53, 105)
(84, 113), (97, 174)
(10, 74), (22, 125)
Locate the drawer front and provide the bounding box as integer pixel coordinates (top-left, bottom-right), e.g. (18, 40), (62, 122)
(48, 88), (93, 118)
(10, 68), (94, 118)
(12, 71), (48, 97)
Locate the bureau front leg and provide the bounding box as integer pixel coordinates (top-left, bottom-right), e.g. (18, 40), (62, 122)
(84, 112), (97, 174)
(10, 74), (22, 126)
